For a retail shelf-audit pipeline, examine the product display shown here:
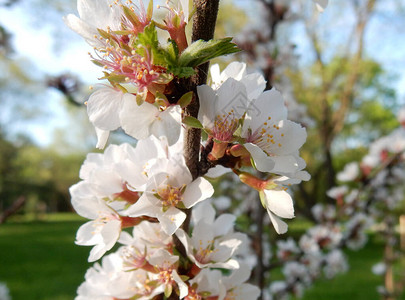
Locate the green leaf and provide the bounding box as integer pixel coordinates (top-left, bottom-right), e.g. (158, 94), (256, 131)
(136, 92), (147, 105)
(97, 28), (111, 40)
(136, 22), (167, 66)
(155, 91), (169, 106)
(169, 66), (196, 78)
(178, 91), (194, 108)
(178, 38), (240, 68)
(164, 284), (173, 298)
(112, 30), (133, 36)
(164, 39), (179, 66)
(147, 0), (154, 20)
(176, 202), (186, 209)
(99, 73), (127, 83)
(123, 5), (141, 29)
(201, 130), (208, 141)
(250, 156), (258, 171)
(183, 116), (203, 129)
(259, 191), (267, 208)
(91, 60), (104, 67)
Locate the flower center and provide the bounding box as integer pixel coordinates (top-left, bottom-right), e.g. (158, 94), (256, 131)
(92, 212), (120, 235)
(158, 268), (174, 285)
(195, 239), (217, 264)
(246, 117), (284, 155)
(90, 33), (165, 90)
(212, 110), (239, 142)
(121, 246), (146, 269)
(185, 288), (202, 300)
(158, 185), (184, 207)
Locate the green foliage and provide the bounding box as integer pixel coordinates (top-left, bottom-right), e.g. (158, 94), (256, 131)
(134, 23), (240, 78)
(136, 22), (167, 67)
(0, 132), (85, 214)
(182, 116), (203, 129)
(178, 38), (240, 68)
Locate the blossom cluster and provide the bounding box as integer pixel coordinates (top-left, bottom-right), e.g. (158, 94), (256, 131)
(269, 107), (405, 299)
(65, 0), (309, 299)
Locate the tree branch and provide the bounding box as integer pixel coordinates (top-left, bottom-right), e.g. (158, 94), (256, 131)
(170, 2), (220, 291)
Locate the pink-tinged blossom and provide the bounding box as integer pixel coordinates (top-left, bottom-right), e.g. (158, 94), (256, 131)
(76, 253), (160, 300)
(210, 62), (266, 101)
(86, 87), (132, 149)
(89, 33), (172, 93)
(118, 221), (173, 266)
(63, 0), (122, 47)
(148, 249), (188, 299)
(238, 172), (296, 234)
(120, 0), (152, 35)
(241, 88), (307, 175)
(398, 107), (405, 126)
(63, 0), (167, 91)
(197, 78), (249, 143)
(176, 203), (247, 270)
(126, 158), (214, 235)
(157, 0), (189, 52)
(337, 162), (359, 182)
(87, 85), (181, 149)
(276, 238), (300, 260)
(185, 269), (224, 300)
(70, 186), (123, 262)
(70, 140), (171, 262)
(219, 264), (261, 300)
(120, 100), (182, 146)
(261, 189), (295, 234)
(323, 250), (348, 279)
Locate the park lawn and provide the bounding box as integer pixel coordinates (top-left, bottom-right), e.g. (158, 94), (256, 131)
(300, 236), (385, 300)
(0, 214), (90, 300)
(0, 213), (397, 300)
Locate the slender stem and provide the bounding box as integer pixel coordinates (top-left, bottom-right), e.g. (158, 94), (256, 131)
(169, 2), (221, 288)
(183, 0), (220, 181)
(181, 0), (220, 225)
(254, 201), (265, 300)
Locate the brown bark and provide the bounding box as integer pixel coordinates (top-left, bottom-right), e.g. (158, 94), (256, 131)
(181, 0), (220, 228)
(169, 4), (220, 299)
(0, 196), (25, 224)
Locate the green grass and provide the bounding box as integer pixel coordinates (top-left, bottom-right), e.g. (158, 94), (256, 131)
(301, 236), (385, 300)
(0, 215), (90, 300)
(0, 214), (402, 299)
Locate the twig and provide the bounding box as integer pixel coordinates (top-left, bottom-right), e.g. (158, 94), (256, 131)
(0, 196), (26, 224)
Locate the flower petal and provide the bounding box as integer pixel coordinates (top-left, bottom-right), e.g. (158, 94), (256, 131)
(244, 143), (275, 172)
(263, 189), (294, 219)
(267, 211), (288, 234)
(182, 177), (214, 208)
